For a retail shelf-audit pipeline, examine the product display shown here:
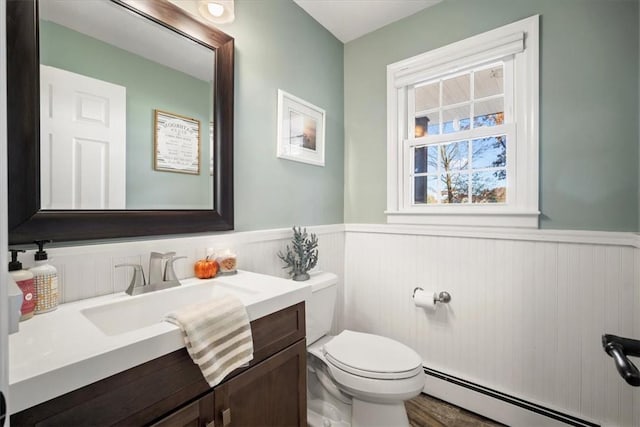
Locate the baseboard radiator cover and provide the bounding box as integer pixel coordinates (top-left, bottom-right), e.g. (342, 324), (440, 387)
(423, 367), (600, 427)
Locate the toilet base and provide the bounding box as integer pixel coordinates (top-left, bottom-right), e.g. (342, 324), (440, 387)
(352, 399), (409, 427)
(307, 334), (421, 427)
(307, 399), (350, 427)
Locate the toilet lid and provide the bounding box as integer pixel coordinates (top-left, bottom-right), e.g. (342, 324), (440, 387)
(323, 330), (423, 380)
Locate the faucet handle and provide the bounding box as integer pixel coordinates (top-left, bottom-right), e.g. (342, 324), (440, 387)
(164, 255), (187, 282)
(115, 264), (146, 295)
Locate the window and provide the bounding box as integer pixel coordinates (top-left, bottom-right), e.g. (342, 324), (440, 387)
(411, 62), (511, 206)
(386, 16), (539, 228)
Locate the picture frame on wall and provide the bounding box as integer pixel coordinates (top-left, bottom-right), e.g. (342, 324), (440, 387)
(154, 109), (201, 175)
(276, 89), (326, 167)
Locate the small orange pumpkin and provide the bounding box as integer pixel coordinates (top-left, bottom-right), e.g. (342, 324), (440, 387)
(194, 256), (219, 279)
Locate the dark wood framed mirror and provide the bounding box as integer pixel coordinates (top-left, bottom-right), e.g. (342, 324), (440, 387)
(6, 0), (234, 244)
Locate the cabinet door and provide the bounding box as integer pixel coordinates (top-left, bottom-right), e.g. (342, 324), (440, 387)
(151, 392), (214, 427)
(214, 340), (307, 427)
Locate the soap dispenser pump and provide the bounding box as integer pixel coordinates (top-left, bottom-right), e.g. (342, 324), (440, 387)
(8, 249), (36, 320)
(29, 240), (59, 314)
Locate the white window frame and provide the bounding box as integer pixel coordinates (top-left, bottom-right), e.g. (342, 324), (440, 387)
(386, 15), (539, 228)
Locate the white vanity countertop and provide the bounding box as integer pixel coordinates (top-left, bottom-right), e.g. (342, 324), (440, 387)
(8, 270), (315, 414)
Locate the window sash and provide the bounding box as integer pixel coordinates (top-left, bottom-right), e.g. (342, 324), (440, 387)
(408, 59), (514, 140)
(402, 123), (516, 210)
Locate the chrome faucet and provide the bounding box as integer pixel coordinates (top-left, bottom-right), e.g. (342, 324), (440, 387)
(115, 252), (186, 296)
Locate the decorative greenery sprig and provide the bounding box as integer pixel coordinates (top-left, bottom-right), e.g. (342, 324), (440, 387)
(277, 226), (318, 278)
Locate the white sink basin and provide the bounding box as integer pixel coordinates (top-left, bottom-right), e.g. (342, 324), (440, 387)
(10, 270), (315, 415)
(81, 279), (259, 336)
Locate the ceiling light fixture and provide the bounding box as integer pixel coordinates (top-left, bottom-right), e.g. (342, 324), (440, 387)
(207, 2), (225, 17)
(198, 0), (235, 24)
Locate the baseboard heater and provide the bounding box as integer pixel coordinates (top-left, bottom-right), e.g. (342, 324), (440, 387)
(423, 367), (599, 427)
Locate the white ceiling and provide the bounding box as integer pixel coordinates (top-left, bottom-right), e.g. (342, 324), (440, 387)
(292, 0), (442, 43)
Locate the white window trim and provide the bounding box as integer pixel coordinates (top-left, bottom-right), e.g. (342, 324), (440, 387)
(386, 15), (539, 228)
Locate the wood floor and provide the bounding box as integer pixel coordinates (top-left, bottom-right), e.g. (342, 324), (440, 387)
(405, 393), (505, 427)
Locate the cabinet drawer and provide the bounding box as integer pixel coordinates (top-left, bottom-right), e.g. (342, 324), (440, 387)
(251, 301), (305, 364)
(11, 302), (305, 427)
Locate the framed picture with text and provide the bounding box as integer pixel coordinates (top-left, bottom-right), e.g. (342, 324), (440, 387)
(154, 109), (201, 175)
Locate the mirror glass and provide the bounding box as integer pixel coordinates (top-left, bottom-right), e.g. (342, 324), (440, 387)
(39, 0), (215, 210)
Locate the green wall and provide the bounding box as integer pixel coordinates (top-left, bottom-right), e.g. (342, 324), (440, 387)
(40, 20), (213, 210)
(218, 0), (345, 231)
(344, 0), (639, 231)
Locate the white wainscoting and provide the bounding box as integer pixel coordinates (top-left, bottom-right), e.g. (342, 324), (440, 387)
(15, 221), (640, 425)
(344, 224), (640, 427)
(20, 225), (345, 332)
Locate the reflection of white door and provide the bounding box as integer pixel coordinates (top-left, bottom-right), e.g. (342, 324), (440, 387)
(40, 65), (126, 209)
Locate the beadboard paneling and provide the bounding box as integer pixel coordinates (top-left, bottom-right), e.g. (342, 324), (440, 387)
(344, 229), (639, 426)
(15, 222), (640, 425)
(22, 225), (345, 332)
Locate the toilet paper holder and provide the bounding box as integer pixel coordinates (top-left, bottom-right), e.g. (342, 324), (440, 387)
(413, 287), (451, 304)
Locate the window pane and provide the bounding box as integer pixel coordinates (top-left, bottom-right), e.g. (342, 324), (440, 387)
(415, 82), (439, 111)
(414, 116), (430, 137)
(474, 65), (503, 99)
(414, 145), (438, 173)
(426, 115), (440, 136)
(439, 141), (468, 171)
(473, 98), (504, 128)
(440, 173), (469, 203)
(442, 105), (471, 134)
(443, 74), (470, 106)
(472, 170), (506, 203)
(472, 136), (506, 169)
(414, 175), (439, 204)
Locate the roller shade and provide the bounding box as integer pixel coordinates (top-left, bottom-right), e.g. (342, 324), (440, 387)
(392, 31), (524, 88)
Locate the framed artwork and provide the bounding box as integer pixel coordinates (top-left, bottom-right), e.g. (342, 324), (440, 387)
(276, 89), (325, 166)
(154, 109), (200, 174)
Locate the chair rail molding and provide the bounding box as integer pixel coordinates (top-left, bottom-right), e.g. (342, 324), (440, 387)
(345, 223), (640, 248)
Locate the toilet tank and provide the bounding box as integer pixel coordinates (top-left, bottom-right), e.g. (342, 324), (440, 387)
(305, 272), (338, 345)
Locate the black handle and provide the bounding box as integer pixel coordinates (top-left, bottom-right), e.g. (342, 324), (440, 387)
(603, 334), (640, 357)
(602, 334), (640, 387)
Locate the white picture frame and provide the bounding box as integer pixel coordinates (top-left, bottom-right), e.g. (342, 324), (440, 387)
(276, 89), (325, 167)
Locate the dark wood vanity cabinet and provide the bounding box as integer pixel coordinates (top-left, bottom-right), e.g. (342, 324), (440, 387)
(11, 303), (307, 427)
(213, 340), (307, 427)
(150, 392), (214, 427)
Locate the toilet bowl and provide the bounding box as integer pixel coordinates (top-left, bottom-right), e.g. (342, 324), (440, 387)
(305, 273), (425, 427)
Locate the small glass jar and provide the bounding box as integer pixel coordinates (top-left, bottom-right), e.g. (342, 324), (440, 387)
(216, 250), (237, 275)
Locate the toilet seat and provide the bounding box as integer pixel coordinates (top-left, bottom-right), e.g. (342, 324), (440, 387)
(308, 331), (426, 406)
(322, 330), (423, 380)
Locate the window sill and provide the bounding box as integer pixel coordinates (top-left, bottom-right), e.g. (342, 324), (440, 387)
(385, 209), (540, 228)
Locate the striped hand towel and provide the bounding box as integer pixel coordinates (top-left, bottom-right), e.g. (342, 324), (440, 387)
(164, 292), (254, 387)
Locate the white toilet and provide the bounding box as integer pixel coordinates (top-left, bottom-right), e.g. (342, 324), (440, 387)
(305, 272), (425, 427)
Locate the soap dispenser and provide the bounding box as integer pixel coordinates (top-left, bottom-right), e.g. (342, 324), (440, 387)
(29, 240), (59, 314)
(8, 249), (36, 320)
